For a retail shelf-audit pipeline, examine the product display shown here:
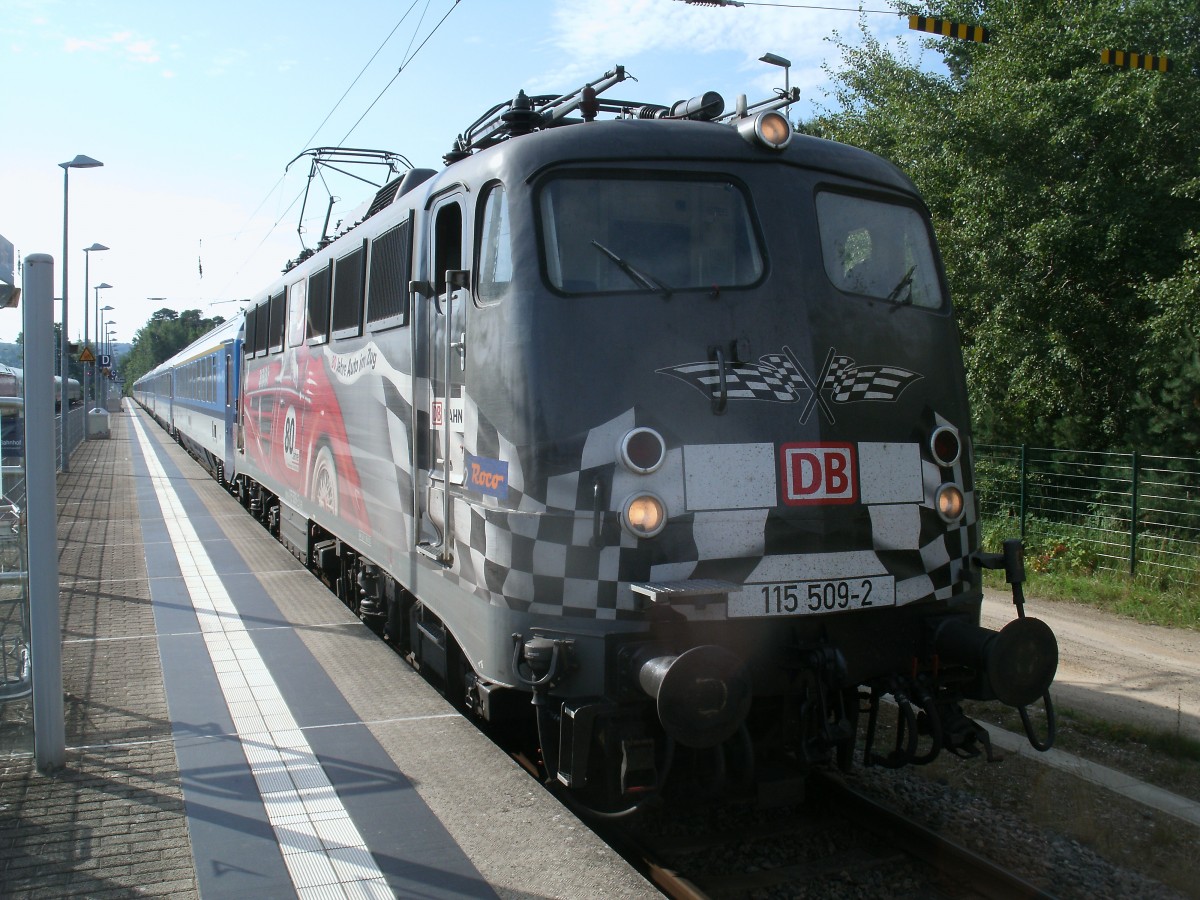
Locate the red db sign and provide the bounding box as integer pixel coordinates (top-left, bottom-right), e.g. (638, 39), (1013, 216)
(781, 443), (857, 506)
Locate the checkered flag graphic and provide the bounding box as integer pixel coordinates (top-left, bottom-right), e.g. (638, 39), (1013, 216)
(657, 360), (800, 403)
(828, 363), (921, 403)
(822, 355), (856, 387)
(758, 353), (812, 391)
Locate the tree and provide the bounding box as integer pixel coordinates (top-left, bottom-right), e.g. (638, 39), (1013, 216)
(119, 309), (226, 392)
(812, 1), (1200, 450)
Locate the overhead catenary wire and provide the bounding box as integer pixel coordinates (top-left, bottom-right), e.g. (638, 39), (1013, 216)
(298, 0), (429, 153)
(227, 0), (434, 247)
(680, 1), (897, 12)
(337, 0), (462, 146)
(216, 0), (461, 300)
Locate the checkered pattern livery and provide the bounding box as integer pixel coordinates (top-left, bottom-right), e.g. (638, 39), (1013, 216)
(352, 339), (975, 621)
(887, 412), (977, 605)
(373, 369), (641, 618)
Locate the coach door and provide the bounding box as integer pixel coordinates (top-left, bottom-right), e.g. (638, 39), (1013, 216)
(222, 339), (238, 482)
(413, 194), (469, 564)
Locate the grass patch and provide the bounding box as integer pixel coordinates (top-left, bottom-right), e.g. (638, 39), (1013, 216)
(984, 568), (1200, 630)
(1076, 716), (1200, 763)
(981, 516), (1200, 631)
(969, 700), (1200, 766)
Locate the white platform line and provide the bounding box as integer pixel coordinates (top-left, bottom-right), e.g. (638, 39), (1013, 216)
(130, 413), (391, 900)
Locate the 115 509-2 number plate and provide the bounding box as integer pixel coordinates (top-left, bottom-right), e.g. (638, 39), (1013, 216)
(727, 576), (896, 618)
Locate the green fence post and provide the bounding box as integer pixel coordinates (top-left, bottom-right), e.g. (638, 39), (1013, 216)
(1129, 450), (1140, 576)
(1019, 444), (1027, 539)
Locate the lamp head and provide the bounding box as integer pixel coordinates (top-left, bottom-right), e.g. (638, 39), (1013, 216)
(84, 243), (109, 252)
(60, 155), (104, 170)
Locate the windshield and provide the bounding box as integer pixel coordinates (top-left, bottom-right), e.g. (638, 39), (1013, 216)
(816, 191), (945, 309)
(540, 176), (763, 294)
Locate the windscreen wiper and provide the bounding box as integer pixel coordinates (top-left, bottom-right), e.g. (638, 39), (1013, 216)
(885, 265), (916, 305)
(591, 241), (673, 298)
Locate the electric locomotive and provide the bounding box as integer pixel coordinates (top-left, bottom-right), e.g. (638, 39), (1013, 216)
(137, 67), (1057, 813)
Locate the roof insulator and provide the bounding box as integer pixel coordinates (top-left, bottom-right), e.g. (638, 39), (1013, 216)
(501, 90), (542, 136)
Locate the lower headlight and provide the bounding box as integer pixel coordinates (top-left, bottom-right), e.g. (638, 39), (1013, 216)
(622, 493), (667, 538)
(935, 484), (965, 523)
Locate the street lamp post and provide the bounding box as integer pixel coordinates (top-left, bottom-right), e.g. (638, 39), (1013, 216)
(59, 154), (104, 472)
(100, 307), (114, 407)
(93, 290), (112, 409)
(82, 243), (108, 404)
(759, 52), (791, 93)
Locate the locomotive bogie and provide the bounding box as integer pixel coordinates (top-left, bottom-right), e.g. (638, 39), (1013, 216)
(135, 71), (1059, 810)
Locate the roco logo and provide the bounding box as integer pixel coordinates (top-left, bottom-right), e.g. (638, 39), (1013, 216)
(780, 443), (857, 505)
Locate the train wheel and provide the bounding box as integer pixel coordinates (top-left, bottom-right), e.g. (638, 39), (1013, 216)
(312, 445), (339, 515)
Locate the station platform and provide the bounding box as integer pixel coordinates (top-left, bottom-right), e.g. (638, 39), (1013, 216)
(0, 402), (658, 899)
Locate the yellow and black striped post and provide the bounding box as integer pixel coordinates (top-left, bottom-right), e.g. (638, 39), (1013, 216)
(1101, 49), (1172, 72)
(908, 14), (989, 44)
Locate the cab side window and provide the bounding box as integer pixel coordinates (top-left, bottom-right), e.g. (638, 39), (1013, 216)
(477, 183), (512, 306)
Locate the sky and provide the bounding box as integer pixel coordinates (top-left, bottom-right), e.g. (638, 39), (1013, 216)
(0, 0), (936, 348)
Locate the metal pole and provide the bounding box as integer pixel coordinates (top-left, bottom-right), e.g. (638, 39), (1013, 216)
(83, 253), (91, 406)
(1019, 444), (1027, 539)
(57, 156), (103, 466)
(100, 314), (107, 409)
(59, 168), (69, 473)
(1129, 450), (1140, 576)
(24, 253), (65, 772)
(93, 287), (98, 408)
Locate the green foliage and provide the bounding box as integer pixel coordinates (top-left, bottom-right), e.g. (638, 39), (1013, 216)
(811, 1), (1200, 450)
(1129, 230), (1200, 454)
(119, 308), (225, 393)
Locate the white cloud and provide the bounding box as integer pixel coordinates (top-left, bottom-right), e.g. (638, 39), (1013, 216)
(545, 0), (919, 112)
(63, 30), (161, 65)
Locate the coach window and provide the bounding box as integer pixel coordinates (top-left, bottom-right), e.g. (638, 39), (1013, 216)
(332, 241), (366, 340)
(816, 191), (944, 310)
(476, 183), (512, 306)
(287, 280), (306, 348)
(307, 263), (331, 345)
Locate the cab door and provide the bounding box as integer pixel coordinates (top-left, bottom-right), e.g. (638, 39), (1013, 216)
(413, 193), (469, 563)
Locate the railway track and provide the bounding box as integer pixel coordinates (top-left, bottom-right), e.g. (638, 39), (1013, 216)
(601, 770), (1054, 899)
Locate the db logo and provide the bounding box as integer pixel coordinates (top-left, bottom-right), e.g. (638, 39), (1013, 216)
(781, 443), (857, 506)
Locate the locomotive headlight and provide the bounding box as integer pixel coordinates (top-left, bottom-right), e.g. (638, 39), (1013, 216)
(737, 110), (793, 150)
(931, 425), (962, 467)
(619, 427), (667, 474)
(622, 492), (667, 538)
(935, 484), (965, 523)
